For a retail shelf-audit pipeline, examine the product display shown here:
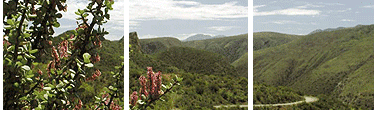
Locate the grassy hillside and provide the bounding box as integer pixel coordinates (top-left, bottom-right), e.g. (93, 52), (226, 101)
(253, 32), (302, 51)
(253, 24), (374, 110)
(139, 37), (182, 54)
(155, 47), (237, 76)
(139, 34), (248, 64)
(182, 34), (248, 63)
(231, 52), (248, 77)
(129, 32), (248, 110)
(253, 84), (304, 104)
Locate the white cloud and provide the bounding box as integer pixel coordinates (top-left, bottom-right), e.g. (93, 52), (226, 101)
(207, 26), (236, 31)
(253, 5), (266, 11)
(129, 0), (247, 21)
(59, 25), (77, 29)
(139, 34), (160, 39)
(318, 2), (344, 6)
(327, 8), (352, 13)
(296, 4), (324, 9)
(129, 21), (139, 26)
(254, 8), (320, 16)
(362, 5), (374, 8)
(254, 3), (322, 16)
(271, 20), (301, 25)
(340, 19), (355, 22)
(337, 8), (352, 12)
(261, 20), (319, 25)
(139, 33), (215, 40)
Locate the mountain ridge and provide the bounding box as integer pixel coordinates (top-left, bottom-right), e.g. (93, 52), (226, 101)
(253, 24), (374, 110)
(183, 34), (226, 41)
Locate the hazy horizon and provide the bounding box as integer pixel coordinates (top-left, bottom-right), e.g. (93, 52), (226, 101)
(254, 0), (374, 35)
(129, 0), (248, 40)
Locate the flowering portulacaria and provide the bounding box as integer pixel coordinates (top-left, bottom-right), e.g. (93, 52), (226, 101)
(138, 67), (162, 100)
(74, 100), (83, 110)
(51, 46), (60, 62)
(91, 54), (101, 63)
(93, 38), (102, 48)
(155, 71), (163, 95)
(139, 75), (148, 97)
(46, 60), (56, 77)
(86, 69), (101, 81)
(58, 40), (69, 58)
(3, 39), (11, 46)
(130, 91), (138, 106)
(37, 69), (43, 75)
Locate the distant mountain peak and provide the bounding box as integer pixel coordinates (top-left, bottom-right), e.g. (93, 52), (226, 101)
(309, 27), (347, 35)
(183, 34), (226, 41)
(129, 32), (142, 53)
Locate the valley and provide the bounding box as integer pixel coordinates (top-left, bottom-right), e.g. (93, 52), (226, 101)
(253, 24), (374, 110)
(130, 32), (248, 110)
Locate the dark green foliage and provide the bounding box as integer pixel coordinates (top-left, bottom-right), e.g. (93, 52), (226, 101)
(232, 52), (248, 77)
(183, 34), (248, 63)
(129, 32), (142, 53)
(129, 32), (248, 110)
(253, 84), (304, 104)
(254, 24), (374, 110)
(139, 34), (248, 64)
(155, 47), (237, 76)
(253, 32), (302, 51)
(26, 30), (124, 109)
(140, 37), (182, 54)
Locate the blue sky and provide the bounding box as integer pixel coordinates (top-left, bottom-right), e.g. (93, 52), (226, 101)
(54, 0), (124, 41)
(254, 0), (374, 35)
(129, 0), (248, 40)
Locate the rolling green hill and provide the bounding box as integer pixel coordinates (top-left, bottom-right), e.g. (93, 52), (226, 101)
(155, 47), (236, 76)
(140, 37), (182, 54)
(253, 84), (304, 104)
(182, 34), (248, 63)
(231, 52), (248, 78)
(138, 34), (248, 64)
(129, 32), (248, 110)
(253, 32), (302, 51)
(253, 24), (374, 110)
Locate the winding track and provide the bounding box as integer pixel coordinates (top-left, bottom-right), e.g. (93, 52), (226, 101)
(253, 96), (319, 107)
(213, 96), (318, 109)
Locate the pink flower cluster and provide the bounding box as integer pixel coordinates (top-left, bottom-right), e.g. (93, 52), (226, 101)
(86, 69), (101, 81)
(76, 25), (88, 30)
(131, 67), (163, 106)
(46, 60), (56, 77)
(52, 46), (60, 62)
(74, 100), (83, 110)
(91, 54), (101, 63)
(3, 39), (11, 46)
(58, 40), (69, 58)
(139, 67), (162, 99)
(93, 36), (102, 48)
(130, 91), (138, 106)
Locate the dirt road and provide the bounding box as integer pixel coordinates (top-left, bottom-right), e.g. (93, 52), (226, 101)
(253, 96), (319, 107)
(213, 96), (318, 109)
(213, 105), (248, 108)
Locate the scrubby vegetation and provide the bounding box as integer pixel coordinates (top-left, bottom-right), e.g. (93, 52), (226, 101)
(253, 84), (304, 105)
(253, 24), (374, 110)
(130, 32), (248, 110)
